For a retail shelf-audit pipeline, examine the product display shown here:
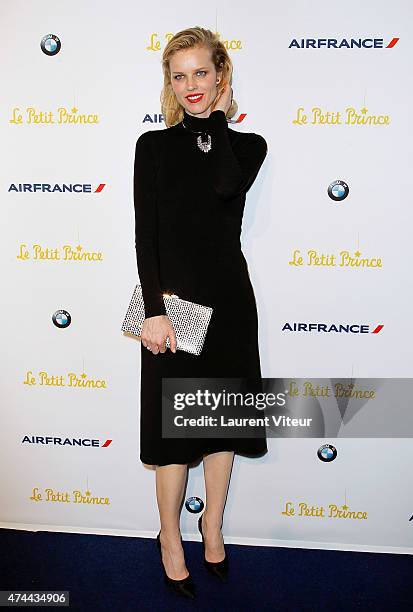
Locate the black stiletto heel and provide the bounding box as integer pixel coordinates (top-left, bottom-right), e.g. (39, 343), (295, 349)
(198, 514), (228, 582)
(156, 532), (196, 599)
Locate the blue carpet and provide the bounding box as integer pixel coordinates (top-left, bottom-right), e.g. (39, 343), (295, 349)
(0, 529), (412, 611)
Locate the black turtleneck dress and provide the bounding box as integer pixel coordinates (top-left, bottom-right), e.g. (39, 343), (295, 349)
(134, 108), (268, 466)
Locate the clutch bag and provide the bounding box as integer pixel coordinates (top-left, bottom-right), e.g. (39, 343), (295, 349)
(121, 284), (213, 356)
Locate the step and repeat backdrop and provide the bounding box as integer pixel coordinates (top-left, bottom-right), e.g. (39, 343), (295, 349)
(1, 1), (412, 554)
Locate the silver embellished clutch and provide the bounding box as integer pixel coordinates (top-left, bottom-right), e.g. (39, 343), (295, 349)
(121, 284), (213, 356)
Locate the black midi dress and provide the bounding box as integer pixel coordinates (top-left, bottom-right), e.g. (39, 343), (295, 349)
(134, 108), (268, 466)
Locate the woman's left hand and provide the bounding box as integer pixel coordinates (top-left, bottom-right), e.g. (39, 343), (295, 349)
(211, 81), (233, 115)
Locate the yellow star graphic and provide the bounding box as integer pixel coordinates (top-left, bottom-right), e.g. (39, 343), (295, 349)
(85, 490), (91, 496)
(81, 373), (87, 378)
(360, 107), (368, 114)
(76, 245), (82, 251)
(354, 251), (361, 257)
(71, 107), (78, 113)
(342, 504), (348, 510)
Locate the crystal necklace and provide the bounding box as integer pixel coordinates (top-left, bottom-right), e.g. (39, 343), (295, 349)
(181, 115), (212, 153)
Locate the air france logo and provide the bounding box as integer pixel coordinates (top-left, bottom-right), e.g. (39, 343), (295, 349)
(143, 113), (247, 125)
(228, 114), (247, 124)
(22, 435), (113, 448)
(8, 183), (106, 193)
(185, 496), (204, 513)
(52, 310), (71, 328)
(40, 34), (61, 56)
(282, 323), (384, 334)
(317, 444), (337, 462)
(328, 180), (349, 201)
(289, 37), (399, 49)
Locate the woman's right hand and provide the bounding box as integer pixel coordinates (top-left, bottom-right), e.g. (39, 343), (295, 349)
(141, 315), (177, 354)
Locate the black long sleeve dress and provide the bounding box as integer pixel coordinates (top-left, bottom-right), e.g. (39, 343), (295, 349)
(134, 108), (268, 466)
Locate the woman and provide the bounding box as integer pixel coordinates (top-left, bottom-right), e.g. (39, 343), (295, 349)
(133, 27), (268, 598)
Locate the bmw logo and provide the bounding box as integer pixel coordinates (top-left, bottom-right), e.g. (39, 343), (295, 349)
(317, 444), (337, 462)
(52, 310), (71, 328)
(327, 179), (349, 201)
(185, 496), (204, 514)
(40, 34), (61, 56)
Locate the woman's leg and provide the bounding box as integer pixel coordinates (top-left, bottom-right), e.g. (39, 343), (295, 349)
(202, 451), (234, 562)
(156, 464), (189, 580)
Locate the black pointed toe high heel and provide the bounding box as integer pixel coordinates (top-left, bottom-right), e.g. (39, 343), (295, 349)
(156, 532), (195, 599)
(198, 514), (228, 582)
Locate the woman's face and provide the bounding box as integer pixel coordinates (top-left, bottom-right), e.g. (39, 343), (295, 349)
(169, 45), (222, 118)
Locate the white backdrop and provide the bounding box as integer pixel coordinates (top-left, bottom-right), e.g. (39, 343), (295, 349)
(1, 0), (412, 554)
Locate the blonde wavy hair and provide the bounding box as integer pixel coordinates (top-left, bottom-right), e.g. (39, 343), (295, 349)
(160, 26), (238, 127)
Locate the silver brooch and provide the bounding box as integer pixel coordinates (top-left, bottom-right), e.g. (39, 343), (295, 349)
(197, 134), (212, 153)
(182, 119), (212, 153)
